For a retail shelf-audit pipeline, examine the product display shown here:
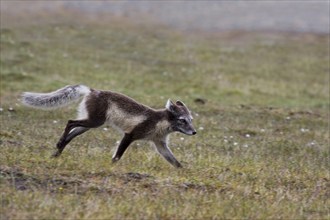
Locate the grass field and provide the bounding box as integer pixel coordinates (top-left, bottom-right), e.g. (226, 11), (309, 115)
(1, 17), (329, 219)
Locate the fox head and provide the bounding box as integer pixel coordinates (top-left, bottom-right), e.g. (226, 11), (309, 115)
(166, 99), (197, 136)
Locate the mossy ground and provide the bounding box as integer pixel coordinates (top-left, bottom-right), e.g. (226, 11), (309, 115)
(0, 17), (329, 219)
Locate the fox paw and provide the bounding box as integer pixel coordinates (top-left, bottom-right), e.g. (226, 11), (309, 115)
(51, 150), (61, 158)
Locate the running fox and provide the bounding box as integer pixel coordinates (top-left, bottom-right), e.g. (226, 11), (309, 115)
(21, 85), (196, 168)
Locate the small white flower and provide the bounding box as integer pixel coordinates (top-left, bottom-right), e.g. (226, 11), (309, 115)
(260, 129), (265, 133)
(116, 140), (120, 144)
(224, 139), (228, 143)
(53, 120), (58, 124)
(286, 116), (291, 120)
(300, 128), (309, 133)
(0, 107), (3, 112)
(245, 134), (250, 138)
(243, 144), (249, 148)
(307, 140), (316, 147)
(233, 142), (238, 146)
(103, 127), (108, 131)
(229, 136), (233, 139)
(180, 137), (185, 141)
(198, 127), (204, 131)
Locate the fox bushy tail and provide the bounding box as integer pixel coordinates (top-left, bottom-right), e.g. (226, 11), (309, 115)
(21, 85), (91, 109)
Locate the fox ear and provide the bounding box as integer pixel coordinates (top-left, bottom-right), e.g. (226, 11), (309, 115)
(176, 100), (186, 107)
(166, 99), (176, 112)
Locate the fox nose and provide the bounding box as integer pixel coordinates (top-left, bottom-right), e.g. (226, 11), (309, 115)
(192, 131), (197, 135)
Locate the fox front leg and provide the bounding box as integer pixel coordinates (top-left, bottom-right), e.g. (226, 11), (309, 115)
(112, 134), (133, 163)
(153, 140), (182, 168)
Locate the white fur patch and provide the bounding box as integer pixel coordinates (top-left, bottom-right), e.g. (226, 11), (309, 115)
(179, 115), (193, 121)
(77, 85), (91, 95)
(156, 120), (170, 132)
(165, 99), (173, 110)
(76, 97), (88, 120)
(106, 104), (146, 133)
(150, 120), (171, 139)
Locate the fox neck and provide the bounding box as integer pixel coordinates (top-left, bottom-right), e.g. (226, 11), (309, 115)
(148, 110), (173, 139)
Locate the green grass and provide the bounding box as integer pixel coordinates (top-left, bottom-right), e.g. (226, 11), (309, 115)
(1, 18), (329, 219)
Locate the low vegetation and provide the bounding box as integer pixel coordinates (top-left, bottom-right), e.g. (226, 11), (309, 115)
(0, 17), (329, 219)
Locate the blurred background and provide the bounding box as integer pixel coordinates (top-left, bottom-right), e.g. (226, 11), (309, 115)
(1, 1), (329, 107)
(1, 1), (329, 33)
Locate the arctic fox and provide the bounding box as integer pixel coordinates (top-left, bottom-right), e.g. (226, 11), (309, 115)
(21, 85), (196, 168)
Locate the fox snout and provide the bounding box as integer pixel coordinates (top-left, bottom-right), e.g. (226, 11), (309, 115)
(183, 125), (197, 135)
(183, 128), (197, 136)
(174, 115), (197, 136)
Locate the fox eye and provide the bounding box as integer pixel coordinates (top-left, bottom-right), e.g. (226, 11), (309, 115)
(178, 118), (187, 124)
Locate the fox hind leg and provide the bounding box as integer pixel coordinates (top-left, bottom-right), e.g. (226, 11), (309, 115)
(52, 127), (89, 157)
(52, 119), (104, 157)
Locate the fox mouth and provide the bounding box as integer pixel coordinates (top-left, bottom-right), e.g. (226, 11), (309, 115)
(179, 129), (197, 136)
